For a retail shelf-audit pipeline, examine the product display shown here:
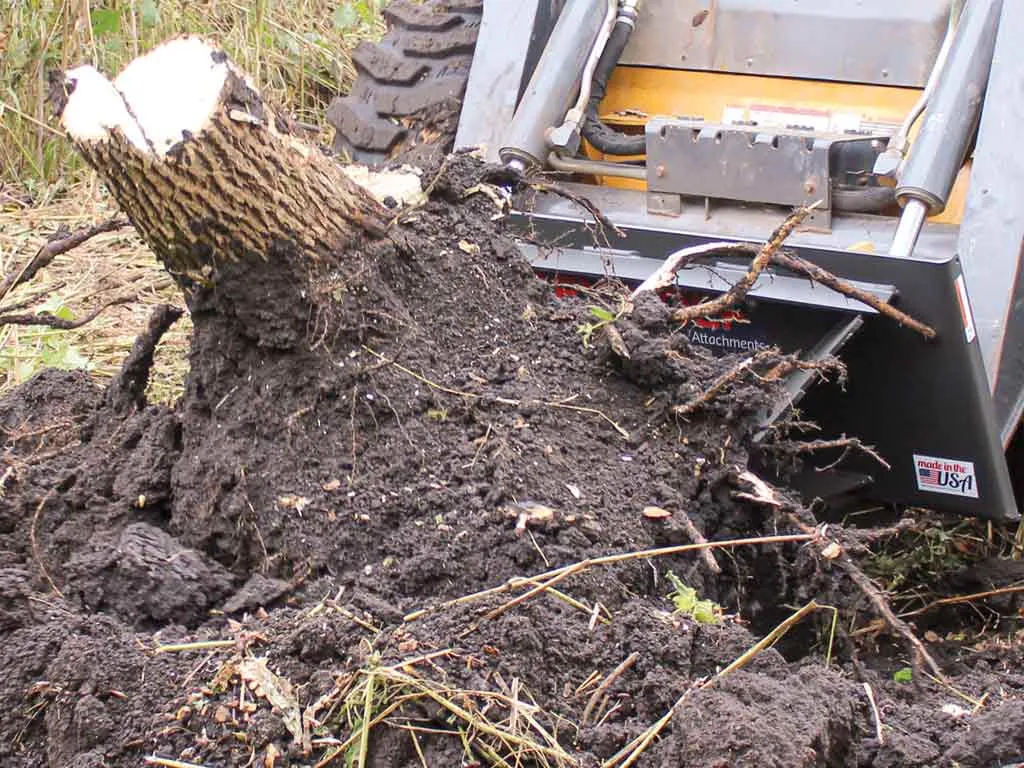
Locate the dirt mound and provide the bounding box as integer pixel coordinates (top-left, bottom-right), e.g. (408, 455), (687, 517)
(1, 156), (1021, 767)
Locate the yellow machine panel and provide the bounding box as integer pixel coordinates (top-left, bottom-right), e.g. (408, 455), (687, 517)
(585, 67), (970, 225)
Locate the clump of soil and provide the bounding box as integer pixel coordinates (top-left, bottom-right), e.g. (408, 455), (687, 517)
(1, 156), (1021, 767)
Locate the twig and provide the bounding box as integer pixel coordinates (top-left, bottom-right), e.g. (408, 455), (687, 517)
(770, 250), (936, 339)
(406, 533), (814, 623)
(582, 652), (639, 725)
(672, 202), (819, 325)
(30, 490), (62, 598)
(0, 295), (133, 329)
(863, 683), (885, 745)
(921, 671), (987, 710)
(545, 401), (629, 439)
(899, 585), (1024, 618)
(0, 216), (130, 301)
(361, 345), (630, 439)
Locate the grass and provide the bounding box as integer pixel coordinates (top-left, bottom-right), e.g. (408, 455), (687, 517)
(1, 0), (385, 191)
(0, 0), (389, 400)
(0, 181), (191, 401)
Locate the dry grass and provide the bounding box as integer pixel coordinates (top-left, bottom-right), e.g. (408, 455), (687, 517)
(1, 0), (385, 191)
(0, 181), (189, 402)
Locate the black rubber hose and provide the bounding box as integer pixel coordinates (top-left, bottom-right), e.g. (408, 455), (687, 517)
(581, 19), (646, 156)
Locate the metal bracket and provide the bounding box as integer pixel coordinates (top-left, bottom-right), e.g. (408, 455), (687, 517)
(645, 117), (837, 226)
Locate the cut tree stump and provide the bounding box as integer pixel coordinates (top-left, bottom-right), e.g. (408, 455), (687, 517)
(51, 36), (414, 348)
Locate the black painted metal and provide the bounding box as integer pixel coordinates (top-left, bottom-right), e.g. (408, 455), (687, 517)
(513, 209), (1020, 521)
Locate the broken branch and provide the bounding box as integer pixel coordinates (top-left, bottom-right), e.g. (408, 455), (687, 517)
(0, 295), (133, 330)
(0, 216), (130, 302)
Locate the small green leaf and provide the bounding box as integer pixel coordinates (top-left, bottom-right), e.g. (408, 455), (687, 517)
(36, 295), (65, 314)
(665, 571), (721, 624)
(692, 600), (720, 625)
(140, 0), (160, 27)
(893, 667), (913, 684)
(90, 8), (122, 37)
(588, 306), (616, 323)
(332, 4), (359, 30)
(59, 345), (91, 370)
(53, 305), (75, 322)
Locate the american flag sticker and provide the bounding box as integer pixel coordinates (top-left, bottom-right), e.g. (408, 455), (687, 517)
(913, 454), (979, 499)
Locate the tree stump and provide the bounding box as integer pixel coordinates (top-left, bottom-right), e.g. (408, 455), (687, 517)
(53, 36), (401, 349)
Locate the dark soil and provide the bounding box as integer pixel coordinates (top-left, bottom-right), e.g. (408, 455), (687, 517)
(1, 156), (1022, 768)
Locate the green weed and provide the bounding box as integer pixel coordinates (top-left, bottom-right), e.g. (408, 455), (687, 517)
(0, 296), (93, 384)
(665, 570), (722, 624)
(577, 305), (621, 348)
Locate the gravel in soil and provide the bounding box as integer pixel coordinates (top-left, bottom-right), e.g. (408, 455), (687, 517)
(1, 157), (1021, 767)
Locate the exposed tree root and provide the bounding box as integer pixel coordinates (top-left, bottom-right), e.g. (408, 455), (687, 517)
(521, 175), (626, 244)
(764, 436), (892, 472)
(769, 250), (937, 340)
(673, 351), (770, 417)
(627, 200), (936, 340)
(105, 303), (185, 412)
(673, 348), (844, 417)
(730, 469), (948, 683)
(629, 241), (759, 298)
(670, 202), (818, 324)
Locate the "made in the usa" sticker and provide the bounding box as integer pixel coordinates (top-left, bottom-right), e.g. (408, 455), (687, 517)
(913, 454), (979, 499)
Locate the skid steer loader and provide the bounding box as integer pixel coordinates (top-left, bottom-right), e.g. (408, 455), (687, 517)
(327, 0), (1024, 522)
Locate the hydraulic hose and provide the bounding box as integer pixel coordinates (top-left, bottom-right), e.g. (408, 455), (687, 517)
(581, 2), (645, 156)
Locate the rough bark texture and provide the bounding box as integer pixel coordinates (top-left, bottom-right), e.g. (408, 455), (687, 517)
(65, 63), (393, 349)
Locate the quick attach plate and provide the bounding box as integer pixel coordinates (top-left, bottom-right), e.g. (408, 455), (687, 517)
(645, 117), (837, 226)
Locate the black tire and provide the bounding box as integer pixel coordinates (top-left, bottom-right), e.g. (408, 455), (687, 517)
(327, 0), (482, 167)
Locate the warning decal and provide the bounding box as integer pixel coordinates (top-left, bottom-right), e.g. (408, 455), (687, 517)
(913, 454), (979, 499)
(954, 274), (977, 344)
